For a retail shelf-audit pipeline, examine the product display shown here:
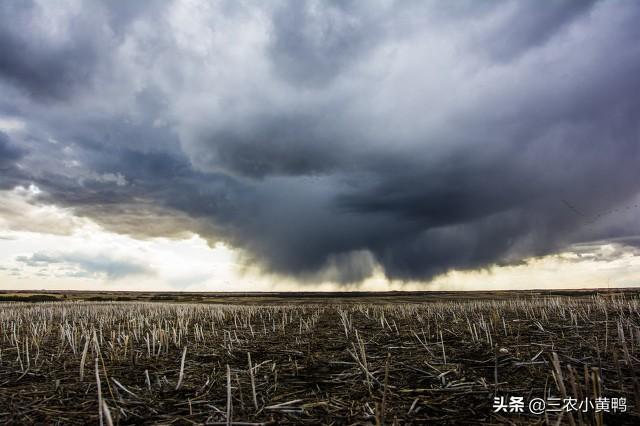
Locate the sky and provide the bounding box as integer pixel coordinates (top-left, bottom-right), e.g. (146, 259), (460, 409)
(1, 0), (639, 292)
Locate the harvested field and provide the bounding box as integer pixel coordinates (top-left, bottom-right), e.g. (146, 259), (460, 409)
(1, 295), (639, 424)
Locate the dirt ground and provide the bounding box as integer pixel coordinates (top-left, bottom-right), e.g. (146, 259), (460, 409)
(1, 291), (639, 424)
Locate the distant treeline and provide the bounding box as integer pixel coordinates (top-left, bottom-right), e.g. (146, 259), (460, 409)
(0, 295), (60, 302)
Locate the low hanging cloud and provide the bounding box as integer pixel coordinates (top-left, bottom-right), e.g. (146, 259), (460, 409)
(16, 252), (153, 280)
(1, 0), (640, 284)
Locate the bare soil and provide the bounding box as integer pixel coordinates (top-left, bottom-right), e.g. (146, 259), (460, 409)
(0, 291), (639, 424)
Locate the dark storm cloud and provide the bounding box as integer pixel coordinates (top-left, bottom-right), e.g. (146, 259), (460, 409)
(0, 131), (24, 167)
(1, 0), (639, 284)
(0, 1), (167, 100)
(0, 2), (101, 100)
(0, 131), (28, 189)
(192, 111), (349, 178)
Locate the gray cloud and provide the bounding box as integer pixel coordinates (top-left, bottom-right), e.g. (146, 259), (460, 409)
(0, 131), (27, 189)
(565, 242), (640, 264)
(0, 131), (24, 167)
(267, 1), (386, 88)
(0, 1), (167, 101)
(16, 252), (153, 280)
(1, 0), (640, 285)
(0, 2), (102, 100)
(477, 0), (600, 62)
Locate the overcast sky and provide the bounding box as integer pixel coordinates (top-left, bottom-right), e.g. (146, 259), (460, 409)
(1, 0), (639, 291)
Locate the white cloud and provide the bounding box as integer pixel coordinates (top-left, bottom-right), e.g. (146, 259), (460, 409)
(0, 116), (25, 132)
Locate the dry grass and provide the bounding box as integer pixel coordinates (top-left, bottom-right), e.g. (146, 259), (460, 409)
(0, 295), (639, 424)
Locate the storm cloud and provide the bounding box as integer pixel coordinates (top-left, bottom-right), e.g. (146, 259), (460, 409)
(1, 0), (639, 284)
(0, 131), (24, 169)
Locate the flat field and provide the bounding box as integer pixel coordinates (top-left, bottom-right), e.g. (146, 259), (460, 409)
(0, 290), (639, 424)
